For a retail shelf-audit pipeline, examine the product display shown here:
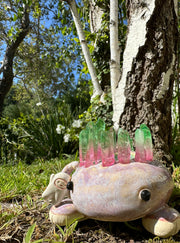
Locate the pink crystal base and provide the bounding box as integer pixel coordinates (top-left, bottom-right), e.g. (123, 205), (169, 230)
(101, 149), (115, 167)
(145, 149), (153, 161)
(118, 147), (131, 164)
(96, 146), (102, 163)
(135, 149), (146, 162)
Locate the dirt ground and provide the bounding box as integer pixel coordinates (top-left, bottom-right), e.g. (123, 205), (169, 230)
(0, 198), (180, 243)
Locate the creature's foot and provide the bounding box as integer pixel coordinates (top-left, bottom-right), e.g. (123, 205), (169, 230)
(142, 205), (180, 238)
(49, 199), (86, 226)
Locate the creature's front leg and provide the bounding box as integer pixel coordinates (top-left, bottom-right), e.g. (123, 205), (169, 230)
(142, 205), (180, 238)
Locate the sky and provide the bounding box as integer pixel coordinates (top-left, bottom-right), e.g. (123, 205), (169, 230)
(0, 1), (82, 85)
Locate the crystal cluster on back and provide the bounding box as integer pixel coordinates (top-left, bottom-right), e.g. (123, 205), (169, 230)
(79, 119), (153, 167)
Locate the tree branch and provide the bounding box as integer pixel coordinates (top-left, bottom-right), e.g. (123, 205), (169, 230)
(64, 0), (103, 98)
(110, 0), (121, 129)
(0, 23), (9, 44)
(8, 4), (30, 56)
(0, 4), (30, 115)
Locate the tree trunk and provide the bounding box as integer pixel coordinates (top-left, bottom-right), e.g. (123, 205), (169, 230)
(0, 5), (30, 115)
(113, 0), (178, 163)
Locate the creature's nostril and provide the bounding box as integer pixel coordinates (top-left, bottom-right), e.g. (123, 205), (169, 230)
(67, 181), (73, 191)
(140, 189), (151, 201)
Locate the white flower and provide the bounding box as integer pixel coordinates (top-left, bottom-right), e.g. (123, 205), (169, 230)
(6, 6), (11, 10)
(75, 134), (79, 139)
(56, 124), (65, 134)
(72, 119), (82, 128)
(64, 133), (70, 143)
(36, 102), (42, 106)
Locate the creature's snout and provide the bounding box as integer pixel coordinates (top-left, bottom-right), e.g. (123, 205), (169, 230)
(42, 172), (71, 204)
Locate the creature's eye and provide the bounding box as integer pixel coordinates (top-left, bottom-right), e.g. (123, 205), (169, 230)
(54, 178), (67, 190)
(67, 181), (73, 191)
(139, 189), (151, 201)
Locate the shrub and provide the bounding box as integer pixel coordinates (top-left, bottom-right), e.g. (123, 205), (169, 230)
(0, 103), (82, 163)
(79, 88), (113, 128)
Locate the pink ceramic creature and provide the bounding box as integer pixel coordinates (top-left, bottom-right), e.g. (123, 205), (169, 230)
(42, 160), (180, 238)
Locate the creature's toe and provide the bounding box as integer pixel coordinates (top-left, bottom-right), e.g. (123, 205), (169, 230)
(142, 206), (180, 238)
(49, 199), (86, 226)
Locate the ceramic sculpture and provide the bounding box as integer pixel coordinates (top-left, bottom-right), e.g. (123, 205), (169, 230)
(42, 120), (180, 238)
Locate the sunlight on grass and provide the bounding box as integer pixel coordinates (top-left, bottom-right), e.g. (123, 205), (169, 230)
(0, 157), (79, 242)
(147, 236), (177, 243)
(22, 219), (79, 243)
(0, 157), (74, 201)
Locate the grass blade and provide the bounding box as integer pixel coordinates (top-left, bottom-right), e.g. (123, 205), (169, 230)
(23, 223), (36, 243)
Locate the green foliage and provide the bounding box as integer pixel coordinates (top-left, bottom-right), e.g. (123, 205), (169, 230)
(62, 78), (91, 115)
(172, 164), (180, 188)
(55, 219), (79, 242)
(0, 117), (17, 163)
(1, 0), (88, 113)
(79, 88), (113, 128)
(0, 0), (91, 164)
(3, 103), (32, 119)
(81, 0), (127, 91)
(1, 79), (90, 163)
(0, 103), (82, 163)
(1, 209), (78, 243)
(171, 134), (180, 166)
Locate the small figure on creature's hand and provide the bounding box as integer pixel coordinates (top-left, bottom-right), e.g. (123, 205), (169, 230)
(42, 121), (180, 238)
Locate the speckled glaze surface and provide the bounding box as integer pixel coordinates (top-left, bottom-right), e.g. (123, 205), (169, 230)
(71, 162), (173, 221)
(42, 160), (180, 237)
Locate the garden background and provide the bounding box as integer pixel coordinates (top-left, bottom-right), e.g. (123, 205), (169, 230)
(0, 0), (180, 242)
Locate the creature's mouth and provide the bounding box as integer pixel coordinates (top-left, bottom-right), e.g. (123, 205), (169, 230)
(54, 198), (73, 208)
(50, 198), (86, 225)
(50, 198), (83, 219)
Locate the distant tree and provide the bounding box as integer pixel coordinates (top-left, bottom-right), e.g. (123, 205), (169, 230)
(0, 0), (89, 116)
(0, 1), (30, 115)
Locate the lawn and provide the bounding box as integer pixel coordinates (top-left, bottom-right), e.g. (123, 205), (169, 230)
(0, 158), (180, 242)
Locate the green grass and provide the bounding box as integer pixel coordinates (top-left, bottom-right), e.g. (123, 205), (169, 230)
(0, 157), (79, 242)
(0, 157), (73, 202)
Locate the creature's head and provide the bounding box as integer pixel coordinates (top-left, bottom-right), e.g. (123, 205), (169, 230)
(42, 172), (70, 205)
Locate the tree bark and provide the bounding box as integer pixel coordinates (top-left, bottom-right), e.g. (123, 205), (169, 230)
(113, 0), (178, 163)
(88, 1), (111, 92)
(89, 0), (104, 34)
(0, 5), (30, 115)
